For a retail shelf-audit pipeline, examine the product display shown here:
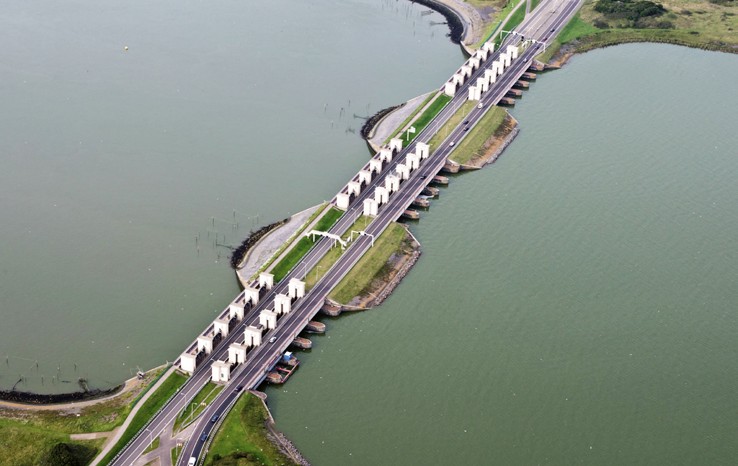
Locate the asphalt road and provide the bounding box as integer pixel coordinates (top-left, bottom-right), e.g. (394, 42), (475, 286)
(110, 1), (581, 464)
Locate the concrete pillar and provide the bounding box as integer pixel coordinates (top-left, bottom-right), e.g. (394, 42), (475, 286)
(374, 186), (389, 205)
(363, 198), (379, 216)
(379, 148), (392, 162)
(274, 293), (291, 315)
(244, 286), (260, 306)
(259, 310), (278, 330)
(197, 335), (213, 354)
(500, 52), (511, 67)
(407, 153), (420, 170)
(336, 193), (350, 210)
(385, 175), (401, 193)
(288, 278), (306, 299)
(475, 49), (488, 61)
(211, 360), (230, 383)
(506, 44), (519, 60)
(347, 181), (361, 196)
(484, 69), (496, 85)
(452, 73), (464, 85)
(396, 163), (410, 180)
(474, 86), (482, 101)
(358, 169), (372, 186)
(460, 65), (473, 78)
(482, 41), (495, 53)
(389, 138), (403, 153)
(444, 81), (456, 97)
(244, 326), (262, 347)
(477, 77), (489, 93)
(214, 319), (230, 338)
(468, 85), (479, 101)
(180, 353), (197, 374)
(416, 142), (430, 159)
(259, 273), (274, 290)
(369, 158), (382, 174)
(468, 57), (480, 70)
(228, 343), (248, 365)
(229, 303), (244, 321)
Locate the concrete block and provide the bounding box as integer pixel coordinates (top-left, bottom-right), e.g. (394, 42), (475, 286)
(259, 310), (278, 330)
(369, 158), (382, 174)
(374, 186), (389, 205)
(506, 44), (519, 59)
(244, 286), (260, 306)
(259, 272), (274, 290)
(484, 69), (496, 84)
(180, 353), (197, 374)
(379, 148), (393, 162)
(211, 360), (230, 383)
(289, 278), (306, 299)
(347, 181), (361, 197)
(214, 318), (230, 338)
(396, 163), (410, 180)
(274, 293), (291, 315)
(416, 142), (430, 159)
(229, 303), (244, 321)
(452, 73), (465, 85)
(358, 169), (372, 186)
(197, 335), (213, 354)
(468, 57), (480, 70)
(228, 343), (248, 365)
(460, 65), (473, 78)
(244, 326), (262, 347)
(363, 198), (379, 216)
(336, 193), (350, 210)
(482, 41), (495, 53)
(389, 138), (403, 153)
(407, 153), (420, 170)
(468, 85), (479, 101)
(444, 81), (456, 97)
(477, 76), (489, 93)
(385, 175), (401, 193)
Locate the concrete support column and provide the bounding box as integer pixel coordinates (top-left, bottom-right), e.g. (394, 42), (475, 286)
(396, 163), (410, 180)
(274, 293), (292, 315)
(506, 44), (519, 59)
(259, 273), (274, 290)
(336, 193), (350, 210)
(385, 175), (401, 193)
(288, 278), (306, 299)
(468, 57), (480, 70)
(363, 198), (379, 216)
(347, 181), (361, 196)
(358, 169), (372, 186)
(369, 158), (382, 174)
(211, 361), (230, 383)
(228, 343), (248, 365)
(214, 319), (230, 337)
(444, 81), (456, 97)
(374, 186), (390, 205)
(259, 310), (278, 330)
(197, 335), (214, 354)
(379, 148), (393, 162)
(460, 65), (473, 78)
(244, 326), (262, 347)
(389, 138), (403, 153)
(452, 73), (465, 85)
(407, 153), (420, 170)
(244, 286), (260, 306)
(229, 303), (244, 321)
(180, 353), (197, 374)
(477, 77), (489, 93)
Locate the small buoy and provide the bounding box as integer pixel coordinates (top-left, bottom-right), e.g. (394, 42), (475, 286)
(124, 46), (129, 51)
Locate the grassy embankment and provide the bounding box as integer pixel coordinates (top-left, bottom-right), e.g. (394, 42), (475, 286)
(98, 371), (188, 465)
(449, 106), (509, 166)
(0, 367), (170, 466)
(205, 393), (295, 466)
(538, 0), (738, 63)
(330, 222), (411, 305)
(304, 215), (373, 291)
(383, 92), (437, 144)
(269, 207), (344, 282)
(494, 1), (527, 47)
(385, 94), (452, 146)
(173, 382), (223, 432)
(249, 203), (328, 281)
(427, 101), (477, 150)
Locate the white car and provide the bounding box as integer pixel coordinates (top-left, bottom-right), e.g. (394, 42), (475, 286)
(188, 458), (197, 466)
(477, 103), (484, 109)
(269, 336), (277, 343)
(449, 141), (455, 147)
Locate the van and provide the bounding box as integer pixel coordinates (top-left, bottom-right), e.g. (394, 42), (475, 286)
(188, 458), (197, 466)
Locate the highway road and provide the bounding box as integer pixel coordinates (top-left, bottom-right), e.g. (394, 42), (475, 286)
(109, 1), (581, 464)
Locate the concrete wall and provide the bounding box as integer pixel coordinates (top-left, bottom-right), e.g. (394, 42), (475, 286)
(336, 193), (350, 210)
(444, 81), (456, 97)
(180, 353), (197, 374)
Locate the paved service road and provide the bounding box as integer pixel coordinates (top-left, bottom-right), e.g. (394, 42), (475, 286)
(110, 1), (581, 465)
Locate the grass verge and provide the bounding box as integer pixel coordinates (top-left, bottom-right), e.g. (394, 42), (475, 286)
(428, 101), (477, 150)
(495, 3), (527, 47)
(250, 203), (328, 281)
(270, 207), (344, 282)
(474, 0), (526, 48)
(174, 382), (223, 432)
(205, 393), (295, 466)
(330, 222), (409, 305)
(383, 92), (438, 145)
(304, 215), (372, 290)
(171, 445), (182, 465)
(142, 435), (160, 454)
(98, 371), (188, 465)
(388, 93), (452, 147)
(449, 106), (508, 165)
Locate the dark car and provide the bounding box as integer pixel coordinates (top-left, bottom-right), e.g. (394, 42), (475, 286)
(236, 385), (244, 392)
(210, 414), (220, 423)
(200, 432), (208, 442)
(464, 127), (469, 132)
(463, 120), (469, 125)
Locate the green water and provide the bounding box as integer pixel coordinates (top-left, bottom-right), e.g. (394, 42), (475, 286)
(0, 0), (462, 393)
(265, 44), (738, 465)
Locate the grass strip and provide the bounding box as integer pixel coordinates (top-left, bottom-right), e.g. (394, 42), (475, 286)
(475, 0), (525, 48)
(330, 222), (408, 305)
(304, 215), (372, 290)
(171, 445), (182, 465)
(174, 382), (224, 432)
(251, 203), (328, 281)
(142, 436), (160, 454)
(270, 207), (344, 282)
(205, 393), (295, 466)
(428, 100), (477, 150)
(495, 3), (526, 47)
(99, 371), (188, 466)
(449, 106), (508, 165)
(383, 92), (438, 145)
